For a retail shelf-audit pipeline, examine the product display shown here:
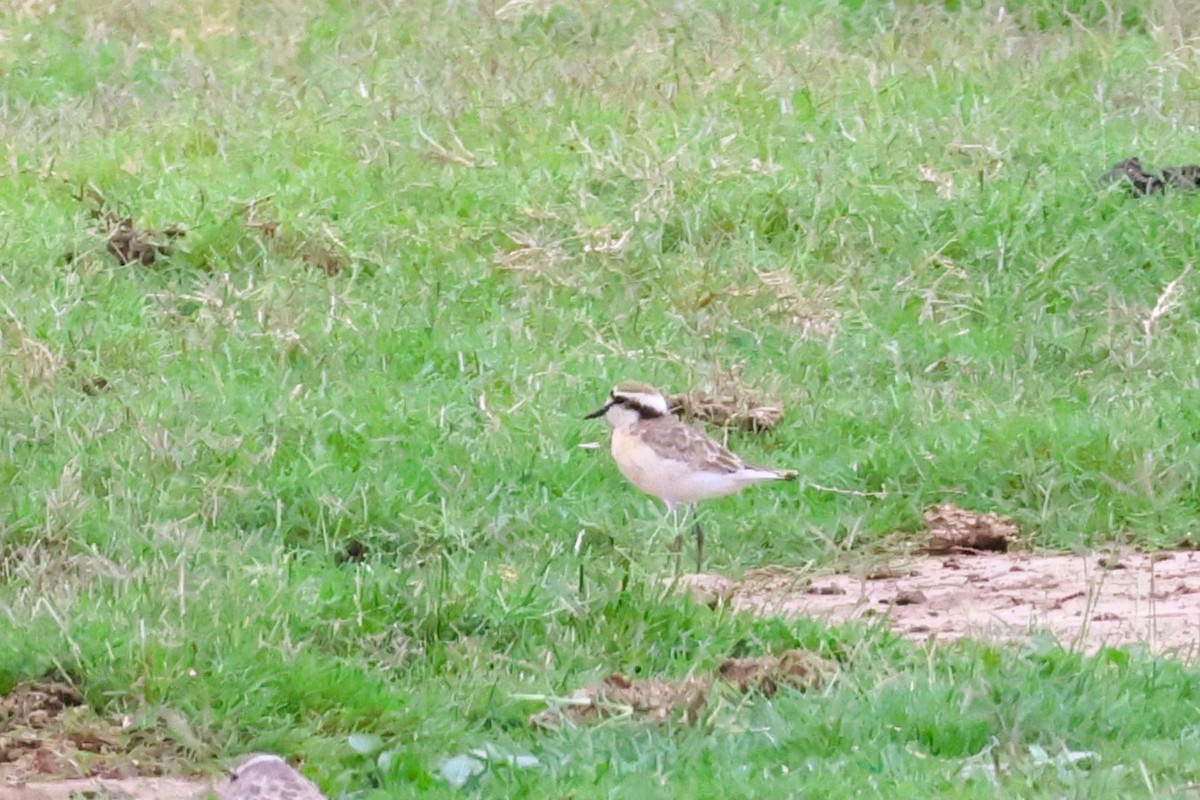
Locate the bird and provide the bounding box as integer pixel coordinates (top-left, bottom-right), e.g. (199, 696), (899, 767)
(218, 753), (327, 800)
(585, 381), (797, 571)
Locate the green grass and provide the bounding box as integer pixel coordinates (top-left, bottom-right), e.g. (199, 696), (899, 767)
(3, 0), (1200, 796)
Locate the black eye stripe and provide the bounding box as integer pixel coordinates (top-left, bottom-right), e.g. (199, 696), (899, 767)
(612, 396), (662, 419)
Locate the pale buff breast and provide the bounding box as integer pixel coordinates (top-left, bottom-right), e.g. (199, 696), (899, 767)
(610, 427), (746, 507)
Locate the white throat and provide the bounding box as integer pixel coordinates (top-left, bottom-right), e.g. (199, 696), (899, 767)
(602, 402), (643, 429)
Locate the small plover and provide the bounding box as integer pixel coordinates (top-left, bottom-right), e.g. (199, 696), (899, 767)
(585, 381), (796, 570)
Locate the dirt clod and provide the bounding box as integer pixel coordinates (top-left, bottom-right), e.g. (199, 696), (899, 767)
(1100, 157), (1200, 196)
(529, 648), (831, 728)
(529, 674), (711, 728)
(300, 242), (345, 277)
(102, 215), (184, 267)
(716, 649), (832, 697)
(70, 184), (184, 268)
(336, 539), (368, 564)
(892, 590), (927, 606)
(866, 566), (911, 580)
(0, 681), (208, 795)
(238, 201), (347, 277)
(673, 573), (736, 607)
(0, 683), (83, 727)
(923, 503), (1016, 553)
(77, 377), (111, 396)
(668, 390), (785, 433)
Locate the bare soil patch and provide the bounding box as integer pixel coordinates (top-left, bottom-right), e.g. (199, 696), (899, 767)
(676, 503), (1200, 658)
(0, 681), (217, 800)
(680, 549), (1200, 657)
(0, 776), (211, 800)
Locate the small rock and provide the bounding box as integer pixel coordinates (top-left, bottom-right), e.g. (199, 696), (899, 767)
(893, 590), (927, 606)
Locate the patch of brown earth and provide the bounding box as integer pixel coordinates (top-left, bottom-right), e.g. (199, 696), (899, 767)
(0, 776), (211, 800)
(529, 649), (833, 728)
(679, 549), (1200, 657)
(0, 681), (218, 800)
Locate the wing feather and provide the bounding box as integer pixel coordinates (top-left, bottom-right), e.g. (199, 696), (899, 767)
(634, 418), (746, 474)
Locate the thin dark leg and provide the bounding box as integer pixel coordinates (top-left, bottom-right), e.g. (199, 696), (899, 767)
(667, 504), (683, 578)
(694, 519), (705, 573)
